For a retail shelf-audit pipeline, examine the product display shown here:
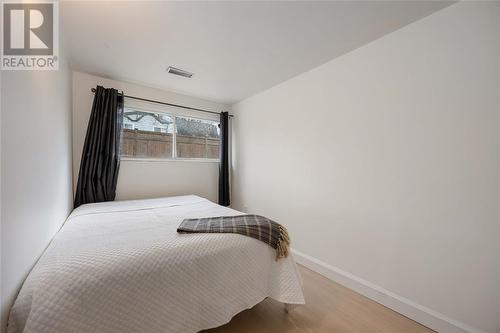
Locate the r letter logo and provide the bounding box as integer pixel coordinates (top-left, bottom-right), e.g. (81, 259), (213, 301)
(1, 1), (59, 70)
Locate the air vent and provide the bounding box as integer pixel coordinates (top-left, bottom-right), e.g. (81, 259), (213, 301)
(166, 66), (194, 78)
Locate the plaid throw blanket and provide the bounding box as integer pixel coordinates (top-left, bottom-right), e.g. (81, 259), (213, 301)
(177, 215), (290, 260)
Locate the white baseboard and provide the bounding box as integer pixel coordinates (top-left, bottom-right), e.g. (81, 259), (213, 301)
(291, 249), (485, 333)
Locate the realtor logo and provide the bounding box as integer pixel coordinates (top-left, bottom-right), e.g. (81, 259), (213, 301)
(1, 1), (59, 70)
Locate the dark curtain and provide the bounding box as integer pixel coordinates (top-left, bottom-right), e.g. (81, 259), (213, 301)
(218, 112), (230, 206)
(74, 86), (124, 208)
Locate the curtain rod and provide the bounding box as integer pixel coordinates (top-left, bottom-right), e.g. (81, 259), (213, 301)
(90, 88), (233, 117)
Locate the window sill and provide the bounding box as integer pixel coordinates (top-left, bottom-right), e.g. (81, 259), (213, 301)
(121, 157), (220, 163)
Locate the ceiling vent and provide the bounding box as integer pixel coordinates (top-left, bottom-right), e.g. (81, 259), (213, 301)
(166, 66), (194, 78)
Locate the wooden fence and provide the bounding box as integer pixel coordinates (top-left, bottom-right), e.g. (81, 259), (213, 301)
(122, 129), (220, 159)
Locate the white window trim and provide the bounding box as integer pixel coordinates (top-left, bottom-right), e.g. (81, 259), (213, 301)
(121, 157), (219, 163)
(122, 99), (221, 162)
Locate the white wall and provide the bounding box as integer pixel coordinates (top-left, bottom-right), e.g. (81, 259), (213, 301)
(0, 59), (73, 329)
(231, 2), (500, 333)
(72, 71), (228, 203)
(0, 63), (3, 332)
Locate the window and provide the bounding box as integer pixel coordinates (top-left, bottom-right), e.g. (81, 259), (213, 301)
(120, 107), (220, 161)
(121, 109), (174, 159)
(175, 116), (220, 159)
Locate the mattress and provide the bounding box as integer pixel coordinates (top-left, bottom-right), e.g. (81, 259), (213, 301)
(7, 195), (304, 333)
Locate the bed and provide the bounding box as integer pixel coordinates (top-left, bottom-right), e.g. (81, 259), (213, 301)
(7, 195), (305, 333)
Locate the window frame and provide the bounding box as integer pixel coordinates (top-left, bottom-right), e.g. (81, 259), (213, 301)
(121, 99), (221, 163)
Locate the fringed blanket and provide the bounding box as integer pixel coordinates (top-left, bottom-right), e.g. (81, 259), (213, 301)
(177, 215), (290, 260)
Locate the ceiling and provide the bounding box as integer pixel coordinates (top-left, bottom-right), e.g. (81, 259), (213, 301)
(61, 1), (453, 105)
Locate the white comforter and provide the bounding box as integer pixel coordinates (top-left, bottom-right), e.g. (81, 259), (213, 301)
(7, 195), (304, 333)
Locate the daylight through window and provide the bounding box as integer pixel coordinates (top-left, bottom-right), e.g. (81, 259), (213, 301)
(121, 108), (220, 160)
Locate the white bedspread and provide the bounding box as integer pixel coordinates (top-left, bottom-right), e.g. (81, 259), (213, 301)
(7, 195), (304, 333)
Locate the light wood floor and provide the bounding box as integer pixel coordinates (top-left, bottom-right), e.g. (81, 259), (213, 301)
(203, 265), (434, 333)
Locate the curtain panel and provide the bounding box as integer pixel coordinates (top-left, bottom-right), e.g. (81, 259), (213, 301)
(218, 111), (230, 206)
(74, 86), (124, 208)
